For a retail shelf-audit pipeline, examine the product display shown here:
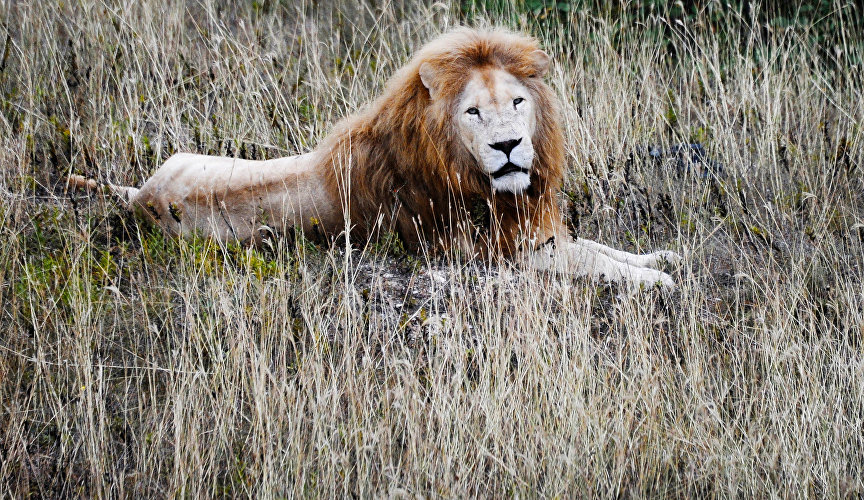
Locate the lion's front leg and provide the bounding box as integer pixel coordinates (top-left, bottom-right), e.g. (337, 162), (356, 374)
(529, 238), (676, 288)
(574, 238), (682, 270)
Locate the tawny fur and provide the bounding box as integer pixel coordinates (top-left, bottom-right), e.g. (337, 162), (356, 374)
(69, 28), (681, 287)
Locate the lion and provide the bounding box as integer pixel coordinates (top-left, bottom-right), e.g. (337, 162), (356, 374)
(69, 28), (680, 287)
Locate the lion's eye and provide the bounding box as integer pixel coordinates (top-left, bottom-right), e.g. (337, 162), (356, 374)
(466, 107), (480, 116)
(513, 97), (524, 107)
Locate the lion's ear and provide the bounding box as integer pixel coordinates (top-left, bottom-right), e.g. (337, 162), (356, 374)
(419, 62), (441, 100)
(529, 49), (551, 78)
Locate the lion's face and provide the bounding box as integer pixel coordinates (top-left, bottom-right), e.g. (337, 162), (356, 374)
(454, 68), (537, 194)
(418, 36), (553, 196)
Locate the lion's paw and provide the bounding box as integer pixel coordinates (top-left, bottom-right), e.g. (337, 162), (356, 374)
(617, 268), (676, 290)
(644, 250), (682, 270)
(638, 269), (676, 290)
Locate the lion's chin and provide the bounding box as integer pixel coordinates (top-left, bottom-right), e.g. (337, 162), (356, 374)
(491, 172), (531, 194)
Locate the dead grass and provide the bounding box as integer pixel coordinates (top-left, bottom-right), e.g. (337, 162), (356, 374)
(1, 0), (863, 497)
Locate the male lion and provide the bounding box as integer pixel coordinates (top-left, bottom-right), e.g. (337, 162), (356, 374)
(70, 28), (680, 287)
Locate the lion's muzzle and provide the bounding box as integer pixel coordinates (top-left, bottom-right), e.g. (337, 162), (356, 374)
(491, 162), (530, 179)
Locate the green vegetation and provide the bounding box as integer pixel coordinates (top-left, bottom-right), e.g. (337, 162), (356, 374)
(1, 0), (862, 496)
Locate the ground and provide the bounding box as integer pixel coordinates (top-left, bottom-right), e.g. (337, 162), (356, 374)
(1, 1), (863, 497)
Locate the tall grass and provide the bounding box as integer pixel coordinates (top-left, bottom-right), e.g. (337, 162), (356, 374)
(1, 0), (862, 496)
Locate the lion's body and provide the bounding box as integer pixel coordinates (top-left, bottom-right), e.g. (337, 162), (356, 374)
(127, 152), (333, 242)
(70, 28), (680, 287)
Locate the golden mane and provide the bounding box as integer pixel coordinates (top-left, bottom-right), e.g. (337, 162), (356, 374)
(319, 28), (566, 255)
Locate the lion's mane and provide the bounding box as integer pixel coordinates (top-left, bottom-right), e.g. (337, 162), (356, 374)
(319, 28), (565, 254)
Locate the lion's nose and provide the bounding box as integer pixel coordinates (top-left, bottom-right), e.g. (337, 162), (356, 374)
(489, 138), (522, 156)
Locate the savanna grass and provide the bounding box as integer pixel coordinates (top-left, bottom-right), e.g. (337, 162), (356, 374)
(1, 0), (862, 496)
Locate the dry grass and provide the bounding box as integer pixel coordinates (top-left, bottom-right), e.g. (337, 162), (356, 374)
(1, 0), (863, 497)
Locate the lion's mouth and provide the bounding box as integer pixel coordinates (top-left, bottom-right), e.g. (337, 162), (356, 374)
(491, 162), (529, 180)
